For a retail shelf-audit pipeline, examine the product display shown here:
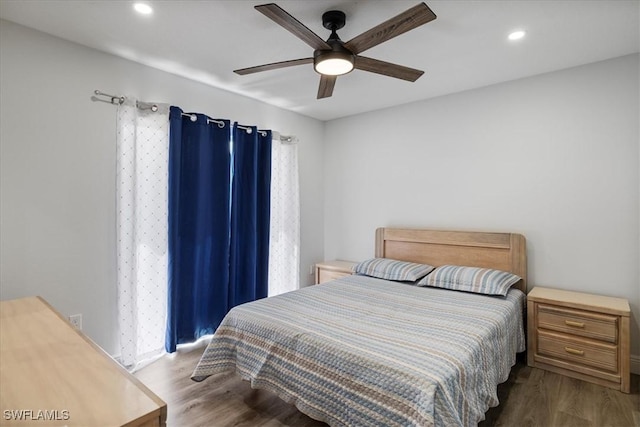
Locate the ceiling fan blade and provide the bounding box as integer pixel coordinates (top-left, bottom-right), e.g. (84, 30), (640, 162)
(317, 75), (337, 99)
(234, 58), (313, 75)
(255, 3), (331, 51)
(354, 56), (424, 82)
(344, 2), (436, 55)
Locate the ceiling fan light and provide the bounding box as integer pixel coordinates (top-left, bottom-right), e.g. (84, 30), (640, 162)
(315, 57), (354, 76)
(314, 50), (355, 76)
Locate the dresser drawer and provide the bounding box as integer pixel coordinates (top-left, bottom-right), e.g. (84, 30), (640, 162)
(537, 330), (617, 373)
(537, 304), (617, 343)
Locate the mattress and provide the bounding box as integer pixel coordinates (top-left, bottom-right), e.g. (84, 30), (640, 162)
(192, 274), (526, 427)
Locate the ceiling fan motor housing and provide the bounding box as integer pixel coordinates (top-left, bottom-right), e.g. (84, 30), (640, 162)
(322, 10), (346, 31)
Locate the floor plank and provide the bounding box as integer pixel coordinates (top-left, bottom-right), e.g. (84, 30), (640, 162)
(135, 346), (640, 426)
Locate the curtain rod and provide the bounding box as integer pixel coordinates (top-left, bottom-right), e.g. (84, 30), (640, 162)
(93, 89), (297, 142)
(93, 90), (158, 111)
(180, 113), (269, 137)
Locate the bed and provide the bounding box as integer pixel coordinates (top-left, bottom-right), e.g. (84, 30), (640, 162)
(192, 228), (527, 427)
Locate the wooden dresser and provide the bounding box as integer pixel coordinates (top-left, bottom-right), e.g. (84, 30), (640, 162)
(0, 296), (167, 426)
(315, 260), (356, 285)
(527, 286), (630, 393)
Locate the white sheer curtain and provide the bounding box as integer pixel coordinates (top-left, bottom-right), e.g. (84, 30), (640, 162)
(268, 135), (300, 296)
(116, 98), (170, 370)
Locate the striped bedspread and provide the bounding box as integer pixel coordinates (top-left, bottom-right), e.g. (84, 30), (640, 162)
(192, 275), (526, 427)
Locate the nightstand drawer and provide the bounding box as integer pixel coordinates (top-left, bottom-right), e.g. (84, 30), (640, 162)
(537, 304), (618, 343)
(315, 260), (356, 285)
(538, 330), (617, 373)
(318, 269), (351, 284)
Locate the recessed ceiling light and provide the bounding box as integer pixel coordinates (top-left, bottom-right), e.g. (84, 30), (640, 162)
(508, 30), (526, 41)
(133, 3), (153, 15)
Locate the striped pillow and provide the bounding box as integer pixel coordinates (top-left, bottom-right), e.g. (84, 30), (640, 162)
(353, 258), (434, 282)
(417, 265), (521, 296)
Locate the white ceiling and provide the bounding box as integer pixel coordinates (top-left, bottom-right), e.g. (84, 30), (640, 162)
(1, 0), (638, 121)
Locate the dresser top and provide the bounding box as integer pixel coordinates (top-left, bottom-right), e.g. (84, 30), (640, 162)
(0, 296), (166, 426)
(528, 286), (630, 316)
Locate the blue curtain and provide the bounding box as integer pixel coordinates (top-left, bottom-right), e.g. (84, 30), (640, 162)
(229, 125), (272, 307)
(166, 112), (272, 353)
(166, 108), (232, 352)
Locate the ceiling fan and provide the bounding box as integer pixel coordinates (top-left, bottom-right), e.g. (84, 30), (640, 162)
(234, 2), (437, 99)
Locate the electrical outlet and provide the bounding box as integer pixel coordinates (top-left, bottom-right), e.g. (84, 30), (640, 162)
(69, 314), (82, 331)
(309, 265), (315, 275)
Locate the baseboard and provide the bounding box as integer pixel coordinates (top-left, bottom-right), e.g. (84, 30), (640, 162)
(631, 354), (640, 375)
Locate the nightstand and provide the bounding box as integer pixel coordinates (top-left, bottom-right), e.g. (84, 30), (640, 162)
(527, 286), (630, 393)
(315, 260), (356, 285)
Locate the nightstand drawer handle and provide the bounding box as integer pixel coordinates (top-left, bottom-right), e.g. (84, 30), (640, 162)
(564, 347), (584, 356)
(564, 320), (585, 328)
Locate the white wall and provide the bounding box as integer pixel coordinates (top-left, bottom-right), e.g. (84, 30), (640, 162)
(2, 17), (639, 367)
(0, 20), (325, 355)
(324, 54), (640, 360)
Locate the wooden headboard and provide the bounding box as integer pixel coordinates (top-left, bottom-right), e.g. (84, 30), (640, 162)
(375, 228), (527, 292)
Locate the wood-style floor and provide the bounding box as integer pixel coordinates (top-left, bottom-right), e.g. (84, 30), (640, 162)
(135, 344), (640, 427)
